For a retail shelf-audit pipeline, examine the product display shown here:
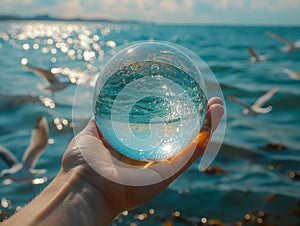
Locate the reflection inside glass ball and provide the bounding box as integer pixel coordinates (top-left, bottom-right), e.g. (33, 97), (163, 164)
(94, 42), (207, 161)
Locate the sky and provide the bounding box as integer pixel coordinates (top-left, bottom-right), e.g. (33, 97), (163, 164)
(0, 0), (300, 25)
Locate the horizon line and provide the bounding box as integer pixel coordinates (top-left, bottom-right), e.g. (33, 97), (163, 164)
(0, 14), (299, 27)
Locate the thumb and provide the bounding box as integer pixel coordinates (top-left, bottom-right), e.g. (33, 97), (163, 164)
(79, 117), (101, 138)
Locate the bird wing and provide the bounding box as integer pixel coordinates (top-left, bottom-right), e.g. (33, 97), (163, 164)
(226, 95), (252, 110)
(22, 117), (49, 169)
(283, 68), (300, 80)
(0, 145), (20, 168)
(289, 72), (300, 80)
(295, 40), (300, 48)
(253, 87), (278, 108)
(24, 64), (60, 84)
(52, 67), (88, 84)
(43, 82), (70, 92)
(248, 47), (260, 61)
(253, 106), (273, 114)
(266, 31), (293, 47)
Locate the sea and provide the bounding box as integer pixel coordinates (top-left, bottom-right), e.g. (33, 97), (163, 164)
(0, 21), (300, 225)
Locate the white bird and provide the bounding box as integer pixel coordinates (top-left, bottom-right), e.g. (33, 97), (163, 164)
(248, 47), (269, 62)
(266, 31), (300, 52)
(0, 117), (49, 183)
(22, 63), (72, 96)
(283, 68), (300, 80)
(50, 67), (90, 85)
(227, 87), (278, 116)
(0, 94), (55, 110)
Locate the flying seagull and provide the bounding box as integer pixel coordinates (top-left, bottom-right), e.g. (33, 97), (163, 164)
(227, 87), (278, 116)
(0, 117), (49, 183)
(50, 67), (90, 85)
(283, 68), (300, 80)
(0, 94), (55, 110)
(22, 63), (72, 96)
(266, 31), (300, 52)
(248, 47), (269, 62)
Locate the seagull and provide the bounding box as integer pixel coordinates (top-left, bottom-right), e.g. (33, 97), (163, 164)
(22, 63), (72, 96)
(50, 67), (90, 85)
(0, 117), (49, 183)
(227, 87), (278, 116)
(283, 68), (300, 80)
(248, 47), (269, 62)
(266, 31), (300, 52)
(0, 93), (55, 110)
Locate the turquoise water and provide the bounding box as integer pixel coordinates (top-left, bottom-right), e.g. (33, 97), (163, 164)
(0, 21), (300, 225)
(94, 61), (207, 161)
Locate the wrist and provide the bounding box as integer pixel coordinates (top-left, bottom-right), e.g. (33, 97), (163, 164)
(67, 167), (118, 226)
(4, 167), (117, 226)
(40, 167), (117, 226)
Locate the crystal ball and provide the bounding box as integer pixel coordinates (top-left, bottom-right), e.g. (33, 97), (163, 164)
(94, 41), (208, 161)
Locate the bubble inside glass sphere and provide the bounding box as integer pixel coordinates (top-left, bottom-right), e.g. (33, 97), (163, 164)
(94, 41), (208, 161)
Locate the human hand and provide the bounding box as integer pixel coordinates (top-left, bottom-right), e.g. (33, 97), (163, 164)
(2, 97), (223, 226)
(61, 97), (224, 223)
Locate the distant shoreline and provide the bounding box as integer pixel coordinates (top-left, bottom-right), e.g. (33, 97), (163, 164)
(0, 14), (299, 27)
(0, 14), (145, 24)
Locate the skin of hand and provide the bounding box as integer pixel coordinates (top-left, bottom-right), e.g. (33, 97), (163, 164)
(3, 97), (223, 226)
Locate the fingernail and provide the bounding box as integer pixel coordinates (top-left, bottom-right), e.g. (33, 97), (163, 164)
(210, 104), (224, 132)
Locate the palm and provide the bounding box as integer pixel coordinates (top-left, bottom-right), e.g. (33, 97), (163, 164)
(61, 97), (222, 213)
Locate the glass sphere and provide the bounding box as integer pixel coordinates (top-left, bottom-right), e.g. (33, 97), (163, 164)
(93, 41), (208, 162)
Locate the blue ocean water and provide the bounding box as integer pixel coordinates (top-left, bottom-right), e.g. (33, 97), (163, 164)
(95, 59), (207, 161)
(0, 21), (300, 225)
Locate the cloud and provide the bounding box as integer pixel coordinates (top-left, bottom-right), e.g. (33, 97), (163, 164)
(2, 0), (32, 5)
(198, 0), (298, 11)
(250, 0), (299, 11)
(23, 0), (32, 5)
(45, 0), (197, 23)
(159, 0), (181, 11)
(199, 0), (244, 10)
(52, 0), (82, 18)
(0, 0), (299, 25)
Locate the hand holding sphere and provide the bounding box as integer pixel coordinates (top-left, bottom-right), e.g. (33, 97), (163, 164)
(94, 41), (209, 162)
(3, 41), (224, 226)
